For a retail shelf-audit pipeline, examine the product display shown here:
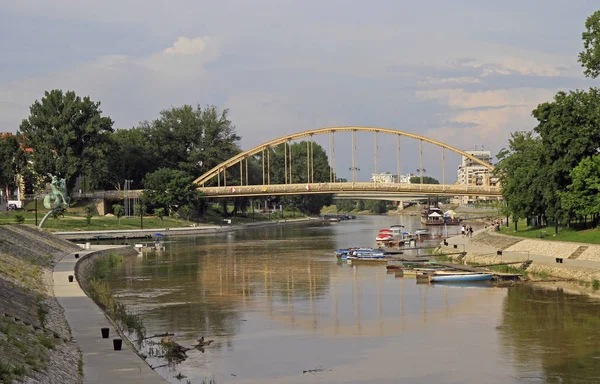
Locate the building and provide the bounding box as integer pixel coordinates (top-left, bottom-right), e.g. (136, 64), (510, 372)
(456, 150), (499, 205)
(370, 172), (414, 184)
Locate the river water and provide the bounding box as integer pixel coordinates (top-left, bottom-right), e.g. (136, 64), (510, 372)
(102, 216), (600, 383)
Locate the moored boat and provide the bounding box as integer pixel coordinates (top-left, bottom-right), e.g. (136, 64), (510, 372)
(429, 273), (494, 282)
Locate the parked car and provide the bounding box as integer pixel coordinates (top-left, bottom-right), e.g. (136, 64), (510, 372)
(7, 203), (18, 210)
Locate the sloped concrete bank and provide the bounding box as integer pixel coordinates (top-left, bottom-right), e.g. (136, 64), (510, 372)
(0, 225), (82, 384)
(438, 230), (600, 285)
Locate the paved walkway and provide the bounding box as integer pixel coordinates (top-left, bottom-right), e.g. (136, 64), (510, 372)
(53, 245), (167, 384)
(443, 229), (600, 271)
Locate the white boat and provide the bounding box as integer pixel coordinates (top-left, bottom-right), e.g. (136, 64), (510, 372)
(429, 273), (494, 282)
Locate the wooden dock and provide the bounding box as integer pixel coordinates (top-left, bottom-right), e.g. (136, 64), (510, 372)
(435, 262), (523, 281)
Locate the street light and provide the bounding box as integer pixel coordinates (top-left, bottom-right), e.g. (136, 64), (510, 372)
(349, 166), (361, 182)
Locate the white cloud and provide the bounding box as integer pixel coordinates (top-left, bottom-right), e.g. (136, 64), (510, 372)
(0, 36), (219, 130)
(163, 37), (211, 56)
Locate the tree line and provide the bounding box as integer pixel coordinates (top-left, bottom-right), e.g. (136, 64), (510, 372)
(495, 10), (600, 232)
(0, 91), (337, 218)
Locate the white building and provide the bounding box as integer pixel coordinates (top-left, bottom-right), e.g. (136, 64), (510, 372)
(456, 150), (499, 205)
(371, 172), (414, 184)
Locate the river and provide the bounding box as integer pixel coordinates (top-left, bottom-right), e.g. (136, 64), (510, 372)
(101, 215), (600, 383)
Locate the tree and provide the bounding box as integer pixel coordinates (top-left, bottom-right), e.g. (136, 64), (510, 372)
(0, 133), (26, 190)
(142, 105), (241, 179)
(106, 128), (154, 190)
(142, 168), (202, 215)
(268, 141), (334, 215)
(365, 200), (387, 214)
(494, 131), (545, 230)
(19, 90), (114, 192)
(113, 204), (124, 223)
(560, 155), (600, 227)
(532, 89), (600, 230)
(85, 205), (94, 226)
(335, 199), (356, 212)
(154, 207), (166, 222)
(579, 10), (600, 79)
(409, 176), (439, 184)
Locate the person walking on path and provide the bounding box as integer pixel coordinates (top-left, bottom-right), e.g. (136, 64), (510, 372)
(469, 226), (473, 238)
(461, 225), (465, 238)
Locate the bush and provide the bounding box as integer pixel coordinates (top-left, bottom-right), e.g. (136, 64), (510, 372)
(13, 214), (24, 223)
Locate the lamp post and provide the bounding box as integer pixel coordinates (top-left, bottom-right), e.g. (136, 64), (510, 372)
(349, 166), (361, 183)
(140, 197), (144, 230)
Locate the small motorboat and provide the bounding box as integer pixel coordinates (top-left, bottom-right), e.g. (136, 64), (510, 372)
(414, 229), (431, 236)
(429, 272), (494, 282)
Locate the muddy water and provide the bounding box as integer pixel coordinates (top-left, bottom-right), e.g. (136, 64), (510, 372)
(103, 216), (600, 383)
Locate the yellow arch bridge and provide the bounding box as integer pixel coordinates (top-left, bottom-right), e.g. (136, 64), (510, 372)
(191, 126), (501, 199)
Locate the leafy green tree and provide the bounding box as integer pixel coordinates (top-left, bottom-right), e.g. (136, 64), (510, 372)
(269, 141), (334, 214)
(142, 168), (202, 215)
(409, 176), (439, 184)
(579, 10), (600, 78)
(335, 199), (356, 212)
(112, 204), (124, 223)
(365, 200), (387, 214)
(85, 205), (95, 226)
(19, 90), (114, 192)
(532, 89), (600, 230)
(106, 128), (154, 189)
(0, 133), (27, 190)
(154, 207), (166, 222)
(560, 155), (600, 226)
(495, 131), (545, 231)
(142, 105), (241, 179)
(133, 203), (146, 218)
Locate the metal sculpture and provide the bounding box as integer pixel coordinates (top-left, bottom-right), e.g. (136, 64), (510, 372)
(39, 174), (69, 228)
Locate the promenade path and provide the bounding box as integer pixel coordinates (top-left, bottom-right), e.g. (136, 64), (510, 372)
(443, 228), (600, 271)
(53, 245), (167, 384)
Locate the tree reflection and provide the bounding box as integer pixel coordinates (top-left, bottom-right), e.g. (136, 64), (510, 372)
(500, 285), (600, 381)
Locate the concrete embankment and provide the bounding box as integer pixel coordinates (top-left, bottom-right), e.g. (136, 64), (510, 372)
(58, 246), (166, 384)
(0, 224), (82, 384)
(438, 229), (600, 284)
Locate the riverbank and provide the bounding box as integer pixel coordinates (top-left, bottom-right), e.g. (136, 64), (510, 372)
(0, 225), (82, 384)
(54, 217), (317, 241)
(437, 228), (600, 288)
(58, 246), (166, 384)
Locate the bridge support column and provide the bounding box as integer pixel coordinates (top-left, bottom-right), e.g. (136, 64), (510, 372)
(396, 200), (404, 211)
(94, 198), (107, 216)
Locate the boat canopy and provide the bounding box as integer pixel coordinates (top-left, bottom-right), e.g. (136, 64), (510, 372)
(443, 210), (455, 219)
(428, 212), (443, 217)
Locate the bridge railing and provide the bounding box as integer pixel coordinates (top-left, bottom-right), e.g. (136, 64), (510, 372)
(197, 182), (501, 198)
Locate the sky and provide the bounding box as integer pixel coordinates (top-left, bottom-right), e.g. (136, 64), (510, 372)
(1, 1), (598, 182)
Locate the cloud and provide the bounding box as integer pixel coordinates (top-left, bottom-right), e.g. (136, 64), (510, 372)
(0, 36), (219, 130)
(163, 37), (211, 56)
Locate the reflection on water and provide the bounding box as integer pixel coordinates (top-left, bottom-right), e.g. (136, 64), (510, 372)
(102, 216), (600, 383)
(500, 285), (600, 383)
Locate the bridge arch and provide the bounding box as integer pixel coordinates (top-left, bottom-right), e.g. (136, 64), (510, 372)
(194, 126), (494, 187)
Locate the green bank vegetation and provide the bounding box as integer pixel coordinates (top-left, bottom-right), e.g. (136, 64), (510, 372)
(498, 219), (600, 244)
(0, 250), (59, 383)
(87, 253), (146, 342)
(496, 10), (600, 242)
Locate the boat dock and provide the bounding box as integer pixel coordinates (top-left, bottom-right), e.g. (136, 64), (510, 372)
(436, 262), (523, 281)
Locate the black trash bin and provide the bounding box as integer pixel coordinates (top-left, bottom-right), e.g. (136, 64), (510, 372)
(101, 327), (110, 339)
(113, 338), (122, 351)
(74, 253), (79, 258)
(68, 275), (74, 282)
